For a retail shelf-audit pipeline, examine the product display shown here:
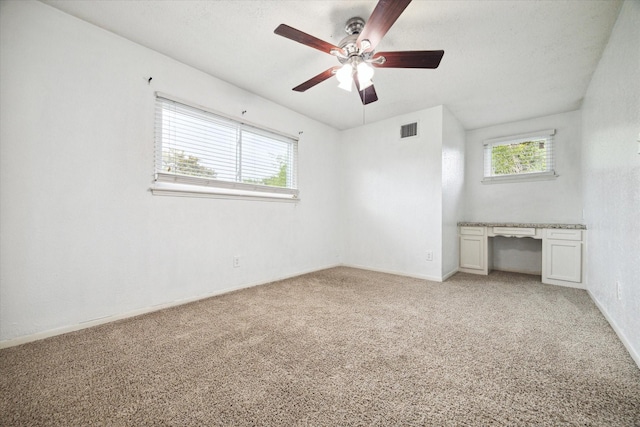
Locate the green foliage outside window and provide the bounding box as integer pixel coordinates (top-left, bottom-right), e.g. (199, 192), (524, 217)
(491, 140), (547, 176)
(162, 147), (288, 188)
(162, 148), (216, 179)
(244, 157), (288, 188)
(261, 162), (287, 187)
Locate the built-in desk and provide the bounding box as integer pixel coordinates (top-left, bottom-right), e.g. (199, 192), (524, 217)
(457, 222), (587, 288)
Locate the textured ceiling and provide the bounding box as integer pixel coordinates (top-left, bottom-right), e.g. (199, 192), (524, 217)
(41, 0), (622, 130)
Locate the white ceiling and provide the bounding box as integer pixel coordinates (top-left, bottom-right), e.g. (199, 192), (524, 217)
(41, 0), (622, 130)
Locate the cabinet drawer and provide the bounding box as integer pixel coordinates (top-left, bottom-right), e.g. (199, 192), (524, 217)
(460, 226), (485, 236)
(544, 229), (582, 241)
(493, 227), (536, 237)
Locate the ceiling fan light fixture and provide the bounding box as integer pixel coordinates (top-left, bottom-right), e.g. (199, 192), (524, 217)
(356, 61), (374, 90)
(338, 78), (353, 92)
(336, 63), (354, 91)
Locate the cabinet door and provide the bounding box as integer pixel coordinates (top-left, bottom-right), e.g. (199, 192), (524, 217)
(460, 235), (485, 271)
(543, 239), (582, 283)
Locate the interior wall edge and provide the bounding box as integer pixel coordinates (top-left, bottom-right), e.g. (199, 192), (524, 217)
(442, 269), (458, 282)
(0, 263), (342, 350)
(587, 289), (640, 369)
(0, 0), (343, 342)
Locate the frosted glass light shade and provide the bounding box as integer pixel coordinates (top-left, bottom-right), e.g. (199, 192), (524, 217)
(357, 62), (374, 90)
(336, 63), (354, 91)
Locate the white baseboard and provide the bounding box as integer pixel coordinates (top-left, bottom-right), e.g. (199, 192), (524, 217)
(340, 263), (444, 282)
(441, 268), (458, 281)
(0, 263), (341, 350)
(491, 266), (542, 276)
(587, 290), (640, 369)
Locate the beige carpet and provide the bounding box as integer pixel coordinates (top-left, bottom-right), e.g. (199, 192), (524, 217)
(1, 267), (639, 426)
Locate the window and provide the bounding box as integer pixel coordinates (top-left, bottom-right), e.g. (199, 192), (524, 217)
(152, 93), (298, 200)
(483, 129), (556, 183)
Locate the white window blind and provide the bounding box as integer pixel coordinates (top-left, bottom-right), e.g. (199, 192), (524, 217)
(154, 94), (298, 199)
(482, 129), (557, 183)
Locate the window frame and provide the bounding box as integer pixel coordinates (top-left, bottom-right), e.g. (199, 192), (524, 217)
(482, 129), (557, 184)
(151, 93), (299, 201)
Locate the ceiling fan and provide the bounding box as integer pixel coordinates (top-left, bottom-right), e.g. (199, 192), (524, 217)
(274, 0), (444, 105)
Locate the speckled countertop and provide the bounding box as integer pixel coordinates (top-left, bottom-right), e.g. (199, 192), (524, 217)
(458, 222), (586, 230)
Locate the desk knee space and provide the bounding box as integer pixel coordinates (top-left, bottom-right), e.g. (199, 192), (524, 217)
(458, 223), (586, 289)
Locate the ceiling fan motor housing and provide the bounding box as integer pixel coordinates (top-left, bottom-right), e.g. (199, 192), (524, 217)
(344, 17), (365, 35)
(339, 17), (374, 64)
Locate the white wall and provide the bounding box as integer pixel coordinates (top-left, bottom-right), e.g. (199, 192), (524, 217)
(464, 110), (583, 224)
(0, 1), (341, 343)
(340, 107), (445, 280)
(441, 107), (466, 278)
(464, 110), (583, 275)
(581, 0), (640, 366)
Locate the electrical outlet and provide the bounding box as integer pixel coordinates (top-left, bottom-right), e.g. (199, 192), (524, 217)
(426, 251), (433, 261)
(616, 281), (622, 300)
(233, 256), (240, 268)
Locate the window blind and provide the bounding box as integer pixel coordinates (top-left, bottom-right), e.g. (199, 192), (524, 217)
(154, 95), (298, 197)
(482, 129), (556, 182)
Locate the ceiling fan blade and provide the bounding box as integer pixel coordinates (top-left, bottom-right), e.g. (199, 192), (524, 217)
(357, 0), (412, 52)
(275, 24), (343, 55)
(372, 50), (445, 68)
(292, 66), (341, 92)
(354, 74), (379, 105)
(358, 85), (378, 105)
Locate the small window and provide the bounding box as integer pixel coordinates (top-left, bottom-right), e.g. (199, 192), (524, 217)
(483, 129), (556, 183)
(152, 94), (298, 200)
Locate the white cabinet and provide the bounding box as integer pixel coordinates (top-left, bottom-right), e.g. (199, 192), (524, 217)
(542, 229), (583, 287)
(460, 235), (484, 270)
(459, 227), (489, 274)
(457, 224), (585, 289)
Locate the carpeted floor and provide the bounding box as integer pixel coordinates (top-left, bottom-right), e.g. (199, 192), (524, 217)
(1, 267), (639, 426)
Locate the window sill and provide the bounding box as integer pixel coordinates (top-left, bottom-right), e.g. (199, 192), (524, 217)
(482, 171), (558, 184)
(150, 181), (299, 202)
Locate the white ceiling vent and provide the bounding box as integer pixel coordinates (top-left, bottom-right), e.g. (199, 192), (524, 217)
(400, 122), (418, 139)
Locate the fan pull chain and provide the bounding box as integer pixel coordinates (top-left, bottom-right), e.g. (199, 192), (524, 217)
(362, 90), (366, 125)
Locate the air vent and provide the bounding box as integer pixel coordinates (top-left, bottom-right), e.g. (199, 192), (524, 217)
(400, 122), (418, 139)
